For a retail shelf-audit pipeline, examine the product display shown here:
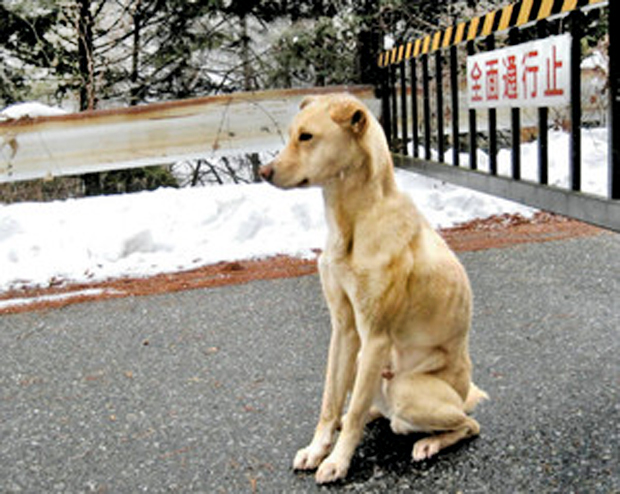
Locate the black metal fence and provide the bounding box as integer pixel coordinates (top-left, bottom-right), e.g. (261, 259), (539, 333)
(377, 0), (619, 232)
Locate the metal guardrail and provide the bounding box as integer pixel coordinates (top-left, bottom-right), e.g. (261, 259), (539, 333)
(0, 86), (377, 184)
(377, 0), (619, 232)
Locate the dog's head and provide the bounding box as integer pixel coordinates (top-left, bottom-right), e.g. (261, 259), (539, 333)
(259, 93), (373, 189)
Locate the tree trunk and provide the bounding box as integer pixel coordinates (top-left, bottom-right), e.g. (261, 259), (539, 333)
(77, 0), (95, 111)
(240, 13), (253, 91)
(77, 0), (101, 196)
(248, 153), (262, 183)
(130, 0), (142, 106)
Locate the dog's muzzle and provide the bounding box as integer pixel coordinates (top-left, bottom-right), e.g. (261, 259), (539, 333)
(259, 163), (275, 183)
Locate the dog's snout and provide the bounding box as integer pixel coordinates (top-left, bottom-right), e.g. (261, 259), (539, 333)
(259, 163), (275, 183)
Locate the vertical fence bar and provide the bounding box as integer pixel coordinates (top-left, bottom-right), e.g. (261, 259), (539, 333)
(511, 106), (521, 179)
(537, 20), (550, 185)
(381, 66), (392, 146)
(570, 10), (583, 192)
(539, 107), (549, 185)
(450, 44), (460, 167)
(390, 64), (398, 148)
(422, 54), (431, 160)
(467, 40), (477, 170)
(400, 60), (409, 155)
(486, 34), (498, 175)
(435, 50), (444, 162)
(610, 1), (620, 199)
(411, 57), (420, 158)
(509, 28), (521, 180)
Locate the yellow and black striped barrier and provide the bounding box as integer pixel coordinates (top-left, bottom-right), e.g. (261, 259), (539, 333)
(377, 0), (607, 67)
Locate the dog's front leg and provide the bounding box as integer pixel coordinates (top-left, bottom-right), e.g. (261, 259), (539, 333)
(294, 290), (359, 472)
(315, 332), (390, 484)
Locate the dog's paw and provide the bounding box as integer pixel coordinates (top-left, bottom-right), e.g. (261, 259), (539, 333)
(293, 445), (328, 471)
(315, 457), (349, 484)
(412, 437), (441, 462)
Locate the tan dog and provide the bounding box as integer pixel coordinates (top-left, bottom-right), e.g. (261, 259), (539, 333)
(259, 93), (488, 484)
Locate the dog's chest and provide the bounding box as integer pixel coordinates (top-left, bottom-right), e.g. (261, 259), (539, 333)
(322, 254), (357, 293)
(320, 253), (378, 320)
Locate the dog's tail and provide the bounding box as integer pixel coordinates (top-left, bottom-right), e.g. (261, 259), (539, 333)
(464, 382), (489, 413)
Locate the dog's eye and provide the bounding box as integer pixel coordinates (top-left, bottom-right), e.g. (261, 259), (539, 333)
(299, 132), (313, 142)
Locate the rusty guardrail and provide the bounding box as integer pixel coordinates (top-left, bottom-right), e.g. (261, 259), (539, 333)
(0, 86), (377, 183)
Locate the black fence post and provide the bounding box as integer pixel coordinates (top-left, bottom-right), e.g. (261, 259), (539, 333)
(569, 10), (583, 192)
(508, 27), (521, 180)
(422, 54), (432, 160)
(400, 60), (409, 155)
(467, 40), (477, 171)
(381, 65), (392, 147)
(411, 57), (420, 158)
(390, 63), (398, 148)
(450, 44), (459, 167)
(536, 19), (551, 185)
(486, 34), (498, 176)
(435, 49), (444, 163)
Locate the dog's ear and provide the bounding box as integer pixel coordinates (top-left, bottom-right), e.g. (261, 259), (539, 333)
(329, 98), (368, 136)
(300, 96), (317, 110)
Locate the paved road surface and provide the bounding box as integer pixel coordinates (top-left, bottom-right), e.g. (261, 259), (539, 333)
(1, 233), (618, 493)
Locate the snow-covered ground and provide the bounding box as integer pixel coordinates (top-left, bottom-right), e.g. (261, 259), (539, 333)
(442, 128), (609, 197)
(0, 170), (535, 294)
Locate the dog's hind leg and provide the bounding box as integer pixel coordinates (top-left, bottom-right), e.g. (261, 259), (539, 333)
(386, 372), (482, 462)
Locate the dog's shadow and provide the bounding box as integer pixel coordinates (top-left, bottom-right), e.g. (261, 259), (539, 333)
(347, 418), (424, 480)
(293, 419), (426, 486)
(333, 418), (476, 486)
(294, 419), (478, 487)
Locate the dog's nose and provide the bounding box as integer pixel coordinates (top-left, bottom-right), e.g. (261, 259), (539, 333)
(259, 163), (275, 183)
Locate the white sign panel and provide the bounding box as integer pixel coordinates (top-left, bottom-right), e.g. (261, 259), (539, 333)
(467, 34), (571, 109)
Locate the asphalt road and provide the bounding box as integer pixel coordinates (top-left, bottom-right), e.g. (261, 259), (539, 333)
(1, 233), (618, 493)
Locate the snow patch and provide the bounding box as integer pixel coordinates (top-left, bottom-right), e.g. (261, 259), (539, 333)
(0, 288), (119, 311)
(1, 102), (67, 120)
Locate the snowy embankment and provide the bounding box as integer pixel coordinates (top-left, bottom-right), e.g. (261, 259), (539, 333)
(0, 171), (534, 294)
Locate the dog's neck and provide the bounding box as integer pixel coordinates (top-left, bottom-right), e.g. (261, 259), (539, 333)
(322, 151), (398, 256)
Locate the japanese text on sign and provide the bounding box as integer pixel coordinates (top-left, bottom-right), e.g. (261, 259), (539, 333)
(467, 34), (571, 109)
